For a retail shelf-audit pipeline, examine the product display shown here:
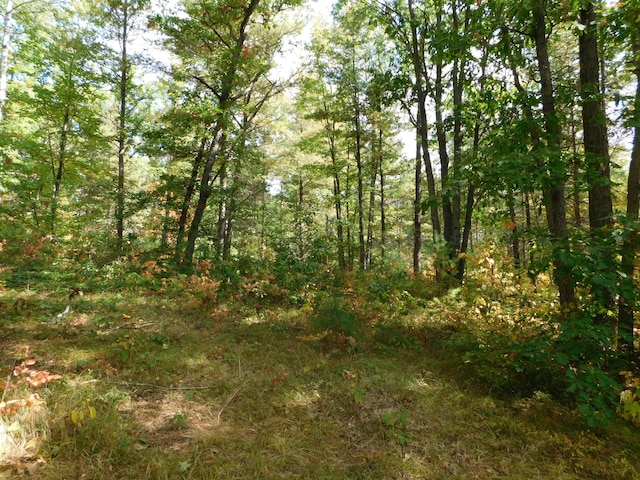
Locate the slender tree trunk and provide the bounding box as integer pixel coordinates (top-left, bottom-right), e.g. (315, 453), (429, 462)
(345, 164), (353, 270)
(379, 157), (386, 262)
(570, 109), (582, 227)
(413, 139), (422, 275)
(298, 175), (304, 261)
(175, 138), (207, 261)
(0, 0), (13, 124)
(161, 189), (172, 248)
(222, 179), (234, 262)
(449, 2), (468, 269)
(51, 105), (71, 237)
(533, 2), (574, 306)
(619, 35), (640, 356)
(216, 165), (227, 258)
(507, 188), (521, 268)
(434, 13), (452, 250)
(116, 1), (129, 253)
(184, 125), (225, 265)
(327, 118), (346, 269)
(456, 183), (474, 283)
(353, 88), (365, 269)
(408, 0), (440, 242)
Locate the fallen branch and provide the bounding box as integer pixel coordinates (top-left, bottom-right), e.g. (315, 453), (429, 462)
(117, 381), (218, 391)
(217, 380), (248, 424)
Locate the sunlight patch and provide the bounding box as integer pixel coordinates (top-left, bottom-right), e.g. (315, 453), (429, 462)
(283, 389), (321, 408)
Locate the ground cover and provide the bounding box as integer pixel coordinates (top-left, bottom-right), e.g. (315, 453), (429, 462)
(1, 274), (639, 479)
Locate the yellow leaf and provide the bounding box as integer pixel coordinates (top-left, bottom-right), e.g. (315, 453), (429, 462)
(88, 406), (97, 419)
(71, 411), (79, 425)
(122, 313), (131, 319)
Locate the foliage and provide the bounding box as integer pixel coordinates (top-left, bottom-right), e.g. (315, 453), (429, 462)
(1, 283), (639, 478)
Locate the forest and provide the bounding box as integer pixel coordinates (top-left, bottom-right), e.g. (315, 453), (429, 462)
(2, 0), (640, 477)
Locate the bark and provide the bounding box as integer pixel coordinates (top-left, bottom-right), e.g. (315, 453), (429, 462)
(579, 0), (614, 325)
(352, 72), (365, 269)
(116, 0), (130, 253)
(533, 2), (574, 306)
(379, 157), (386, 262)
(327, 115), (346, 269)
(184, 125), (225, 264)
(216, 161), (227, 258)
(175, 138), (207, 261)
(413, 139), (422, 275)
(408, 0), (440, 240)
(161, 189), (172, 248)
(619, 34), (640, 355)
(51, 105), (70, 237)
(579, 0), (613, 231)
(507, 188), (521, 269)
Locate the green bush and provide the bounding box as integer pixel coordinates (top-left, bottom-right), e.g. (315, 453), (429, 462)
(310, 296), (361, 338)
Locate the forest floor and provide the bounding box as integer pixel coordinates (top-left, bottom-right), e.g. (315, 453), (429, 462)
(1, 274), (640, 479)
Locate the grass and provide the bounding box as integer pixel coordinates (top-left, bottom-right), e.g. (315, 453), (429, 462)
(1, 279), (639, 479)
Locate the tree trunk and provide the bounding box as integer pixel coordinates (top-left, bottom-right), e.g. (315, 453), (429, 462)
(327, 117), (346, 269)
(379, 156), (386, 262)
(184, 125), (225, 265)
(161, 188), (172, 248)
(579, 0), (614, 324)
(51, 105), (71, 237)
(408, 0), (440, 242)
(579, 1), (612, 232)
(533, 2), (574, 306)
(619, 35), (640, 356)
(116, 0), (129, 253)
(365, 130), (380, 269)
(413, 139), (422, 275)
(507, 188), (521, 268)
(353, 84), (365, 269)
(175, 138), (206, 261)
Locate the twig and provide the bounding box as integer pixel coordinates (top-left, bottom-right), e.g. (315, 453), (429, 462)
(117, 381), (218, 391)
(217, 380), (248, 424)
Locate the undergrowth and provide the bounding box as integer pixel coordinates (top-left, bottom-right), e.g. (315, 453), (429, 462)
(0, 261), (639, 478)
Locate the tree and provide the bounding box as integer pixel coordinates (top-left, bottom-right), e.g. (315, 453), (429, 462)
(95, 0), (150, 253)
(159, 0), (300, 266)
(14, 7), (108, 237)
(531, 0), (574, 306)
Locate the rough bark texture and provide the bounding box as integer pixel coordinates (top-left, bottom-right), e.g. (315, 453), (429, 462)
(619, 34), (640, 356)
(116, 0), (130, 253)
(532, 2), (574, 306)
(579, 1), (613, 231)
(413, 139), (422, 275)
(408, 0), (440, 240)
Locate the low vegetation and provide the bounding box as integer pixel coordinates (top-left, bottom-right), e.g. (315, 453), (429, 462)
(1, 258), (639, 479)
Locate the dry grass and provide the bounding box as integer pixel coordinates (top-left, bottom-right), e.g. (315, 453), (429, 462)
(0, 285), (639, 479)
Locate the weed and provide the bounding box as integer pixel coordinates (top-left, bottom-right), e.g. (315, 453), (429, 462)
(167, 411), (189, 430)
(381, 409), (410, 446)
